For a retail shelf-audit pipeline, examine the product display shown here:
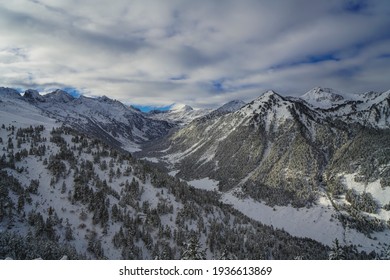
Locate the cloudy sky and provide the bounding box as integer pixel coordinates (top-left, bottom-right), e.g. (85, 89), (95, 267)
(0, 0), (389, 109)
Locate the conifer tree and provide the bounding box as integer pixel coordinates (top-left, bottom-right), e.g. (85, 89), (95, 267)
(181, 237), (206, 260)
(329, 239), (345, 260)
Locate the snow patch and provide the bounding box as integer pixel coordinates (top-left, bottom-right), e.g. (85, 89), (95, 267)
(168, 170), (180, 176)
(187, 177), (219, 191)
(221, 189), (389, 252)
(341, 173), (390, 219)
(141, 157), (160, 163)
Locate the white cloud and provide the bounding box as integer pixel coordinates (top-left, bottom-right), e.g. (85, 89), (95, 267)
(0, 0), (389, 107)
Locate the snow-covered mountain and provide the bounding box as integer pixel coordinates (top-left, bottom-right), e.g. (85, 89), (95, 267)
(148, 103), (212, 125)
(148, 99), (246, 126)
(0, 87), (22, 99)
(23, 89), (45, 102)
(0, 88), (57, 128)
(1, 88), (174, 151)
(321, 89), (390, 129)
(300, 87), (345, 109)
(142, 87), (390, 255)
(213, 100), (246, 113)
(149, 89), (333, 194)
(170, 103), (194, 112)
(292, 86), (390, 129)
(43, 89), (75, 103)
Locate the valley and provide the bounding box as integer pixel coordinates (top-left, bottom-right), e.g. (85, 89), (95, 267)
(1, 86), (389, 260)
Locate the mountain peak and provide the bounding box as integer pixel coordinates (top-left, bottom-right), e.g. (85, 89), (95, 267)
(302, 87), (344, 100)
(262, 89), (279, 97)
(23, 89), (45, 102)
(148, 103), (211, 125)
(97, 95), (117, 104)
(45, 89), (75, 103)
(170, 104), (193, 112)
(300, 87), (345, 108)
(252, 90), (284, 103)
(238, 90), (290, 127)
(0, 87), (21, 99)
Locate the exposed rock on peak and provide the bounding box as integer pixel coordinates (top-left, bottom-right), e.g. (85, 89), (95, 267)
(44, 89), (75, 103)
(24, 89), (45, 102)
(0, 87), (21, 99)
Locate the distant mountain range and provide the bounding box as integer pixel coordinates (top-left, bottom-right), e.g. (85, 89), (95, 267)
(1, 87), (175, 151)
(147, 103), (213, 125)
(0, 87), (247, 148)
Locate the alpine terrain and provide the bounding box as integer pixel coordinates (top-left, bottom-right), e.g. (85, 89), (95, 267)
(141, 87), (390, 258)
(0, 86), (389, 260)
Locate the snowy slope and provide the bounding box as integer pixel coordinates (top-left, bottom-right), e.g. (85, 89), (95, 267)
(0, 87), (22, 99)
(176, 172), (390, 253)
(154, 89), (333, 193)
(0, 119), (180, 259)
(143, 88), (390, 256)
(148, 103), (212, 125)
(238, 90), (296, 130)
(0, 90), (57, 128)
(300, 87), (345, 109)
(0, 87), (175, 152)
(18, 89), (174, 151)
(213, 100), (246, 114)
(323, 89), (390, 129)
